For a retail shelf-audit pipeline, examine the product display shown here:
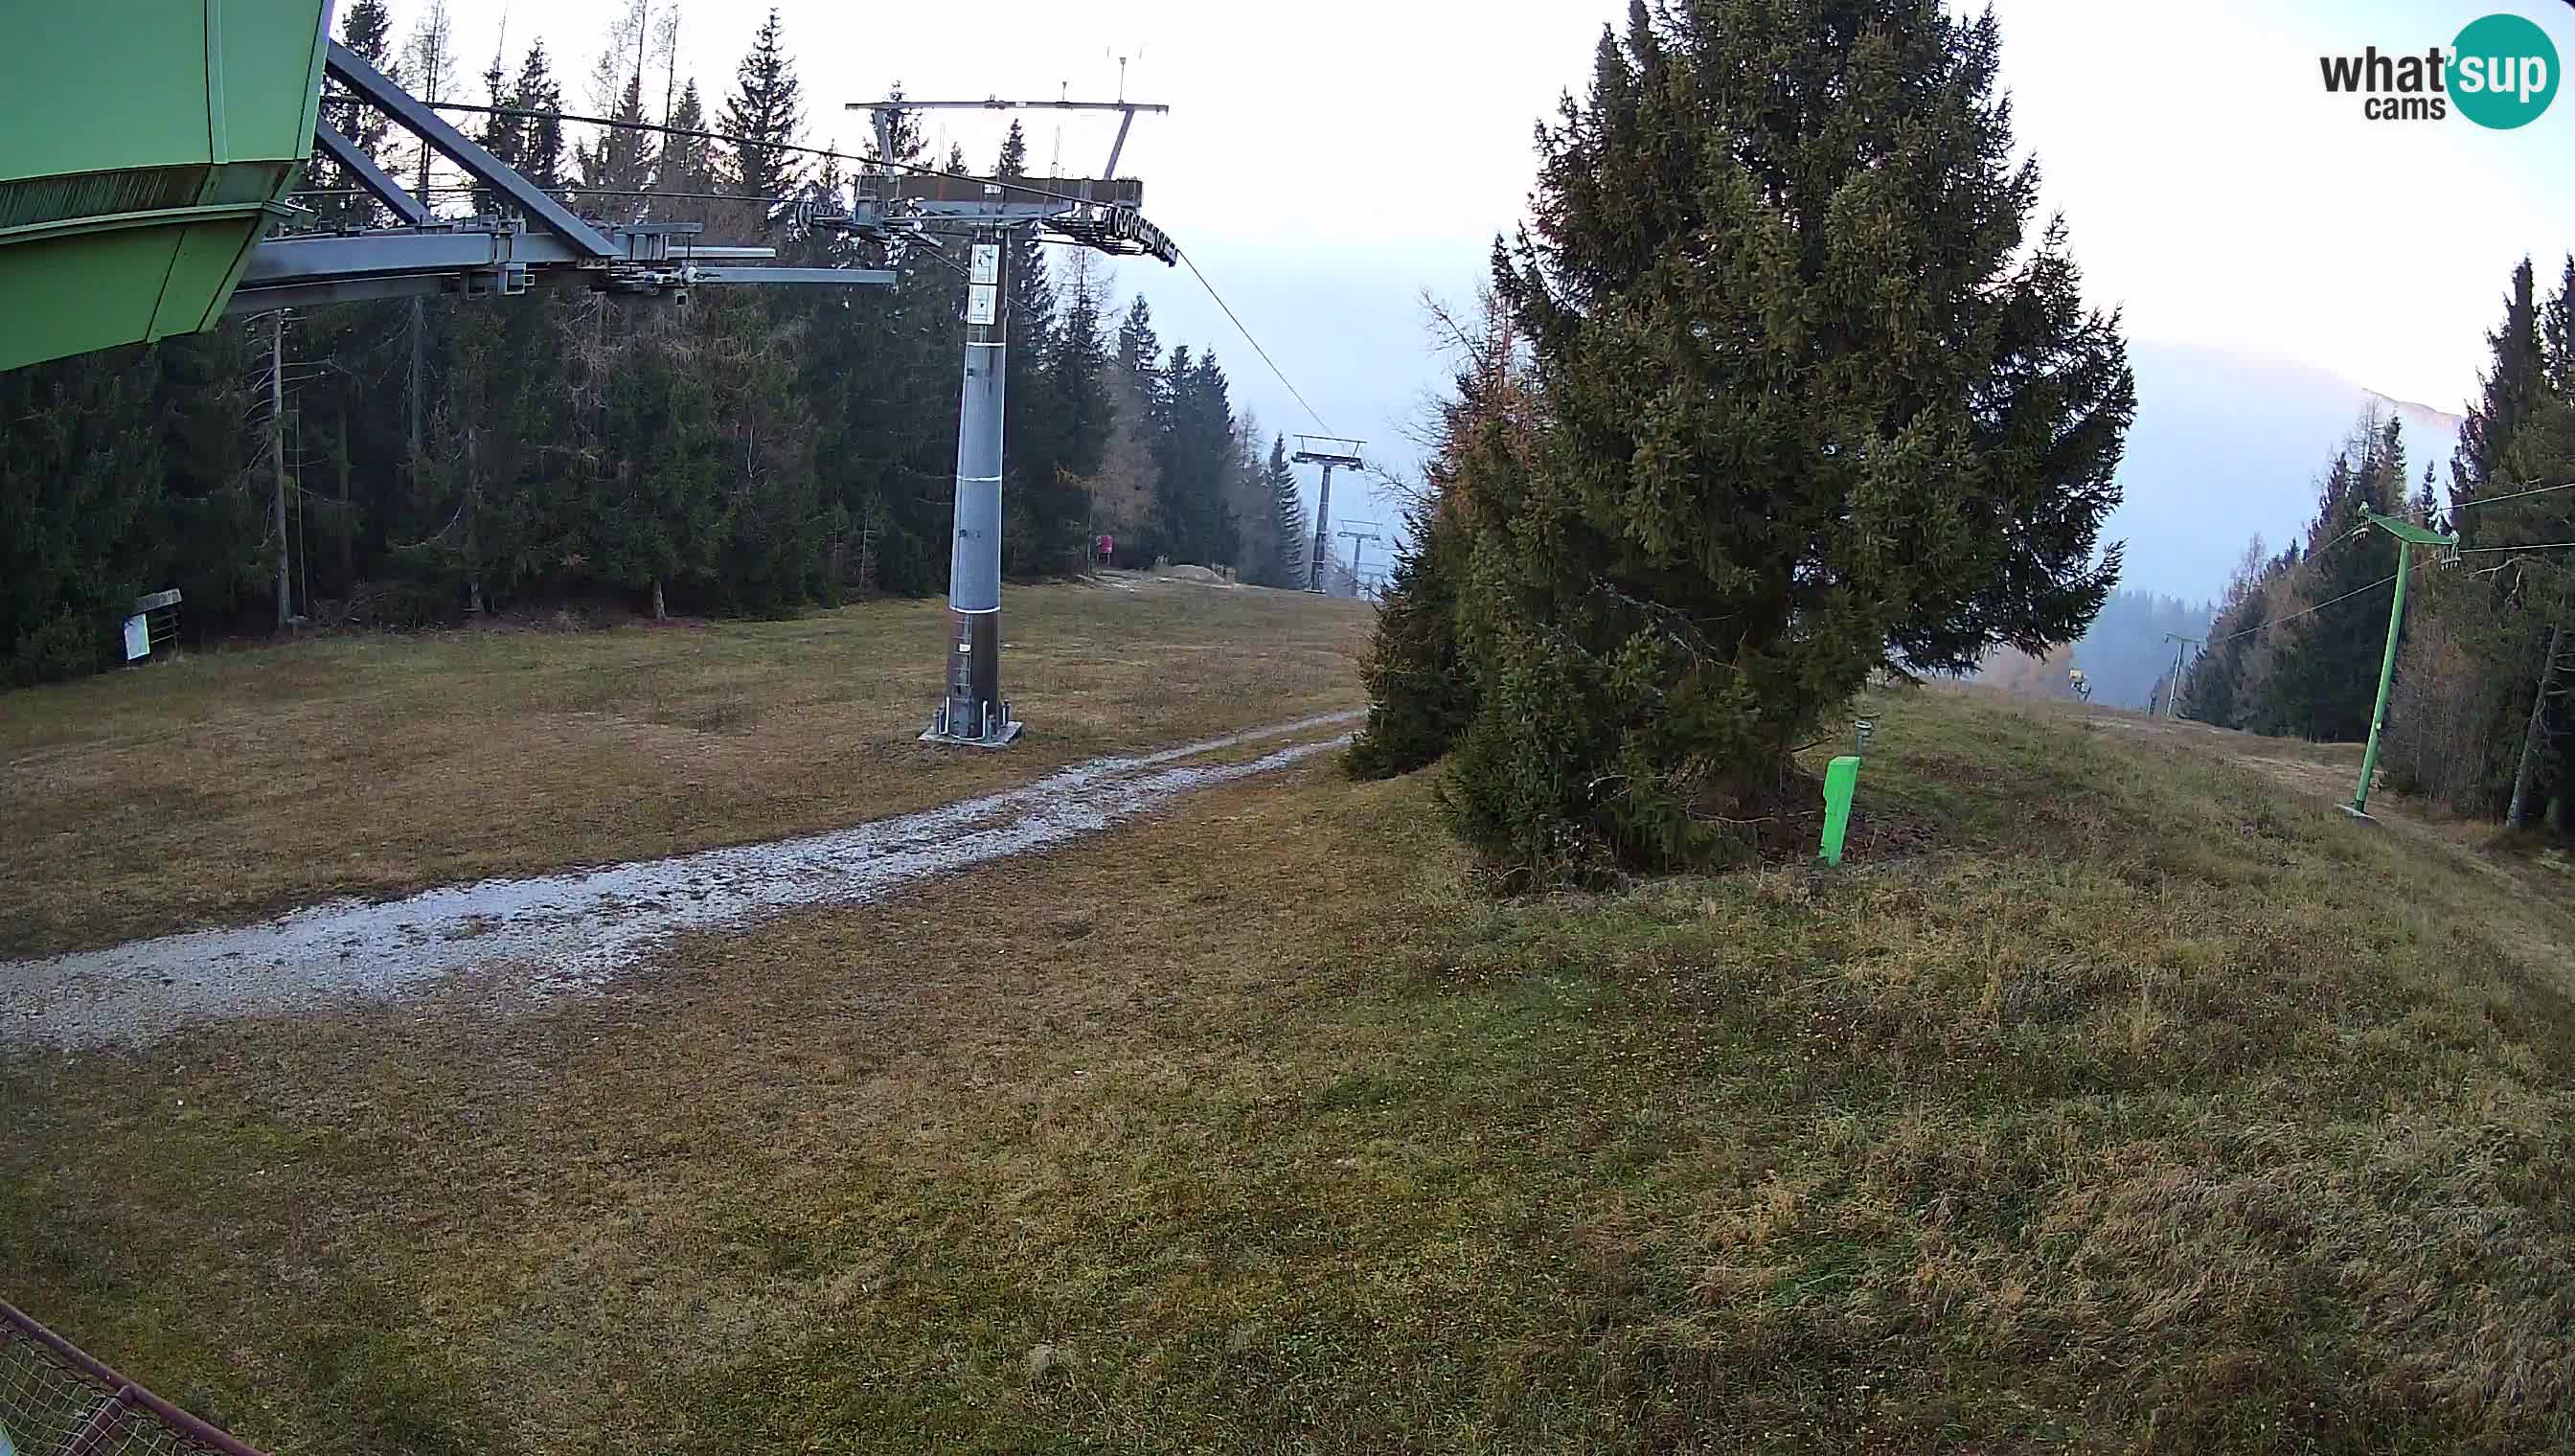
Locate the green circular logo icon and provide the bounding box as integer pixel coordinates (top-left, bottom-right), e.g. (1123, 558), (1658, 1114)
(2450, 12), (2559, 129)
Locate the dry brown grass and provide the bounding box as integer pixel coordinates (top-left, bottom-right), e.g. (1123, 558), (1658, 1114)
(5, 678), (2574, 1453)
(0, 580), (1370, 957)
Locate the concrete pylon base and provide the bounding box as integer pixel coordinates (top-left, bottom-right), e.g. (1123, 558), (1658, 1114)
(921, 722), (1023, 749)
(921, 698), (1022, 749)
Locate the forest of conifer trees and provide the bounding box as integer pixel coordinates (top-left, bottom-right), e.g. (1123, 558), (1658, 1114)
(0, 0), (1316, 686)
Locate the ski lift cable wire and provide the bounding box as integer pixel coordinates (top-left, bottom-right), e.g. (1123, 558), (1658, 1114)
(1173, 245), (1333, 435)
(2450, 480), (2575, 512)
(2204, 567), (2409, 646)
(2199, 537), (2575, 649)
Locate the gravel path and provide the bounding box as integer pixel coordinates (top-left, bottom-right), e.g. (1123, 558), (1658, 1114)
(1, 712), (1359, 1050)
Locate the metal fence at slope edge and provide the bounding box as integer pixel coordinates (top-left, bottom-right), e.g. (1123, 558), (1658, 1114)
(0, 1302), (268, 1456)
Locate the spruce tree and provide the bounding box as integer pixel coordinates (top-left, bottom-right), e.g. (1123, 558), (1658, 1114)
(577, 0), (660, 222)
(1116, 296), (1160, 377)
(992, 123), (1080, 576)
(804, 94), (965, 597)
(400, 0), (460, 196)
(1350, 297), (1522, 774)
(339, 0), (397, 99)
(701, 291), (824, 613)
(718, 10), (806, 209)
(577, 73), (658, 219)
(1041, 256), (1114, 565)
(1267, 434), (1309, 586)
(1428, 0), (2133, 881)
(1347, 500), (1476, 775)
(473, 48), (520, 193)
(1150, 341), (1194, 558)
(2494, 277), (2575, 826)
(512, 44), (567, 193)
(1223, 417), (1274, 583)
(1112, 293), (1168, 559)
(1091, 290), (1162, 561)
(2545, 256), (2575, 391)
(149, 330), (269, 618)
(660, 81), (716, 192)
(1149, 349), (1242, 568)
(2257, 418), (2404, 739)
(291, 0), (405, 597)
(2453, 259), (2543, 541)
(465, 44), (565, 210)
(2182, 538), (2278, 730)
(308, 0), (399, 229)
(1050, 260), (1112, 484)
(0, 349), (165, 682)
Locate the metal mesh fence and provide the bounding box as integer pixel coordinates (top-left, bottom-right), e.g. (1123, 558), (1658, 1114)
(0, 1304), (263, 1456)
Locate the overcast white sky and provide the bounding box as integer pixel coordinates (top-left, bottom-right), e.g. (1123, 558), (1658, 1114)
(416, 0), (2575, 517)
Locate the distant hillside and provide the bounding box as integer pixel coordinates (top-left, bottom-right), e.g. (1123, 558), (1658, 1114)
(1970, 589), (2218, 711)
(2109, 343), (2464, 602)
(2369, 392), (2470, 454)
(2073, 588), (2219, 711)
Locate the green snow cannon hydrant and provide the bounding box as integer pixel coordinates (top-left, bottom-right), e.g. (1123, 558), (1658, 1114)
(1819, 716), (1872, 866)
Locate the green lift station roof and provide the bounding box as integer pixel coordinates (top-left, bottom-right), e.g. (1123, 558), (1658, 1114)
(2364, 511), (2460, 548)
(0, 1), (333, 373)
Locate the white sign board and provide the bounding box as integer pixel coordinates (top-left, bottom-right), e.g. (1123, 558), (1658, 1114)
(966, 284), (999, 326)
(969, 244), (1000, 285)
(122, 613), (149, 661)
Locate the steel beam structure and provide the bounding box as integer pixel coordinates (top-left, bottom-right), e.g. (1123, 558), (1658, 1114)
(240, 44), (898, 310)
(230, 224), (889, 312)
(321, 41), (616, 259)
(688, 265), (898, 286)
(311, 122), (432, 226)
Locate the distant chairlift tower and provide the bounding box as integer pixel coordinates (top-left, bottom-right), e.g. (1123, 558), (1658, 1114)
(1292, 436), (1367, 593)
(840, 96), (1177, 747)
(1335, 525), (1383, 600)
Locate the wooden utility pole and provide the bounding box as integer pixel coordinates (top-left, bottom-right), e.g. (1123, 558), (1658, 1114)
(2508, 625), (2565, 829)
(407, 297), (424, 466)
(269, 310), (291, 628)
